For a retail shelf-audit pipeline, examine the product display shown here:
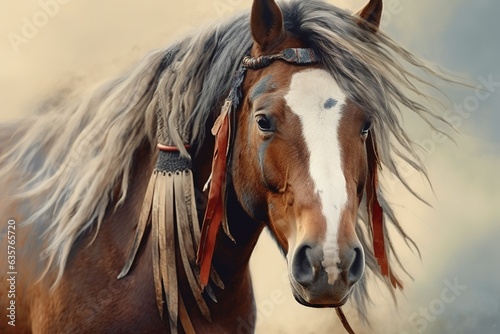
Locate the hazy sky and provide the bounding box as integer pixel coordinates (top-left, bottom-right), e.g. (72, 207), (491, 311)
(1, 1), (499, 333)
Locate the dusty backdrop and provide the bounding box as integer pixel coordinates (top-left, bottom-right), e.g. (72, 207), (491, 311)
(1, 1), (499, 333)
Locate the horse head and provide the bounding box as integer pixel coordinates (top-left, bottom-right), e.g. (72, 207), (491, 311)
(231, 0), (383, 308)
(0, 0), (456, 332)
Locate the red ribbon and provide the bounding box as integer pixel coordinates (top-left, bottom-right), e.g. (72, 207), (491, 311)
(196, 102), (231, 288)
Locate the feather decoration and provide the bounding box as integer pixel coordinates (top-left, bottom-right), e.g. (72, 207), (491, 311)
(118, 148), (214, 333)
(366, 131), (403, 289)
(197, 100), (232, 288)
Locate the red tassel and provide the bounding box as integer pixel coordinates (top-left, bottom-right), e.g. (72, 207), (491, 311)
(197, 101), (231, 288)
(369, 172), (389, 276)
(366, 132), (402, 289)
(368, 169), (403, 289)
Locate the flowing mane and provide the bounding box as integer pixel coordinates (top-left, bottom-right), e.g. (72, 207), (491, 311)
(0, 0), (453, 319)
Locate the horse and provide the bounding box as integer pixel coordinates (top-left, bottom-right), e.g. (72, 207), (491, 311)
(0, 0), (452, 332)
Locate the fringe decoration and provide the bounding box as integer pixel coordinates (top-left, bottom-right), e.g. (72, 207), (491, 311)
(197, 100), (232, 288)
(118, 148), (216, 333)
(366, 132), (403, 289)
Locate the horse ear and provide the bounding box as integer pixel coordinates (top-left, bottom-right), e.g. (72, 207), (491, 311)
(355, 0), (383, 32)
(251, 0), (285, 51)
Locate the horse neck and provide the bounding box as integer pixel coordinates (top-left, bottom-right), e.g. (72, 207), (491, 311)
(192, 133), (264, 284)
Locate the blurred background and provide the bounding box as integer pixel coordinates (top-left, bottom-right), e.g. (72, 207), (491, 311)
(1, 0), (498, 333)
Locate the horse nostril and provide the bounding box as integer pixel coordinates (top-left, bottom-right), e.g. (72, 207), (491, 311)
(292, 244), (317, 287)
(347, 246), (364, 286)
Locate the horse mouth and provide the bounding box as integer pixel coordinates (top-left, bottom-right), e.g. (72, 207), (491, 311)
(289, 277), (352, 308)
(292, 290), (350, 308)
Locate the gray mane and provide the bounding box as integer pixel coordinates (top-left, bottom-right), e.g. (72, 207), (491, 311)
(0, 0), (453, 319)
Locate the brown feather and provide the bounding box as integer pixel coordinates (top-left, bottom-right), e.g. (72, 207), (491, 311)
(165, 172), (178, 332)
(210, 267), (225, 290)
(175, 172), (212, 321)
(117, 170), (157, 279)
(151, 171), (164, 317)
(183, 170), (202, 250)
(178, 295), (196, 334)
(157, 172), (170, 322)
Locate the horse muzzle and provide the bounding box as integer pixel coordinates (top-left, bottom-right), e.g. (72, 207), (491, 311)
(289, 242), (365, 307)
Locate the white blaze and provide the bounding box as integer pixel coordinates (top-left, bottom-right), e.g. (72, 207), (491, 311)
(284, 69), (348, 284)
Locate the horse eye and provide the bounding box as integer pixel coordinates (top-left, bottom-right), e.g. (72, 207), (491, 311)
(256, 115), (273, 132)
(361, 120), (372, 136)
